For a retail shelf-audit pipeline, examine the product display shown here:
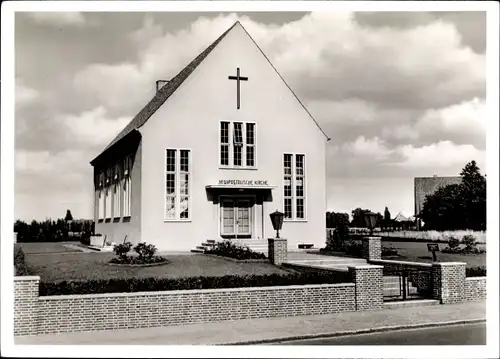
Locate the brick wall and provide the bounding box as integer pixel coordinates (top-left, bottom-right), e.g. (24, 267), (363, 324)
(348, 265), (384, 311)
(362, 237), (381, 260)
(14, 276), (356, 336)
(14, 277), (40, 336)
(268, 238), (287, 265)
(432, 262), (466, 304)
(465, 277), (486, 302)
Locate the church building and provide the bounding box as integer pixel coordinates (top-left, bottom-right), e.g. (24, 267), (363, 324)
(90, 21), (330, 252)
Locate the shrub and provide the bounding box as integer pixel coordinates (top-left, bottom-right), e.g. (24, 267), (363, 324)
(38, 271), (353, 296)
(206, 240), (266, 260)
(113, 242), (133, 261)
(343, 240), (363, 258)
(466, 266), (486, 277)
(448, 236), (461, 250)
(462, 235), (477, 252)
(133, 242), (157, 261)
(381, 245), (398, 257)
(14, 245), (30, 276)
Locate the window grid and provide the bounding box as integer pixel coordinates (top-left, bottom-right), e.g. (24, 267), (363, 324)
(123, 156), (132, 217)
(283, 154), (293, 219)
(220, 122), (229, 166)
(165, 149), (176, 220)
(180, 150), (190, 219)
(295, 154), (305, 219)
(283, 153), (306, 220)
(165, 149), (191, 221)
(246, 123), (255, 167)
(220, 121), (256, 169)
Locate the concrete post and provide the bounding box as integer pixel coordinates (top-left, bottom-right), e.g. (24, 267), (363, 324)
(348, 265), (384, 311)
(432, 262), (467, 304)
(362, 236), (382, 260)
(268, 238), (287, 265)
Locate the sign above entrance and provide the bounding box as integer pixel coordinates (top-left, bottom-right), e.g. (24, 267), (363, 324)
(206, 180), (277, 190)
(218, 180), (268, 186)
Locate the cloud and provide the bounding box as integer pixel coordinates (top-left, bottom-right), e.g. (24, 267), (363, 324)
(71, 12), (484, 119)
(15, 79), (39, 109)
(397, 140), (485, 171)
(342, 136), (393, 161)
(56, 107), (131, 147)
(28, 12), (86, 27)
(414, 98), (485, 149)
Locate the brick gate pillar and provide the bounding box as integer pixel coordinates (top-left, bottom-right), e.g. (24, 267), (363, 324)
(348, 265), (384, 311)
(432, 262), (467, 304)
(362, 237), (381, 260)
(268, 238), (287, 265)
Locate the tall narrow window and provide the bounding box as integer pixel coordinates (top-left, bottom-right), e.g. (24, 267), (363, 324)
(179, 150), (190, 219)
(165, 149), (191, 221)
(122, 156), (132, 217)
(233, 122), (243, 166)
(283, 154), (293, 219)
(98, 172), (105, 220)
(283, 153), (306, 220)
(113, 163), (121, 218)
(165, 149), (176, 220)
(246, 123), (255, 167)
(105, 168), (112, 219)
(220, 121), (229, 166)
(295, 155), (305, 219)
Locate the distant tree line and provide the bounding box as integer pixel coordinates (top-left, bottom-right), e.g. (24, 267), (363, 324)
(14, 210), (94, 243)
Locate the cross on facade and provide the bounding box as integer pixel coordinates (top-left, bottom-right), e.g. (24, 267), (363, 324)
(228, 67), (248, 110)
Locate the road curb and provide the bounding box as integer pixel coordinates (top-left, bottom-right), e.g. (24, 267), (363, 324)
(222, 318), (486, 345)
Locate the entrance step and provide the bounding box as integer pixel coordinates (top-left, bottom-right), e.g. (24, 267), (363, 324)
(88, 245), (114, 252)
(383, 299), (440, 310)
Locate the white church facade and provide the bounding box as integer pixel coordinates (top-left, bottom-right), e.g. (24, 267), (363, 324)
(90, 22), (330, 252)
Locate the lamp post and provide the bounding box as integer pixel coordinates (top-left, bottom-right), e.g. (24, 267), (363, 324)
(269, 210), (285, 239)
(364, 211), (378, 236)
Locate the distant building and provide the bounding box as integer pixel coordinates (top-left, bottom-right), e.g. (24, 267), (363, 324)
(414, 176), (462, 228)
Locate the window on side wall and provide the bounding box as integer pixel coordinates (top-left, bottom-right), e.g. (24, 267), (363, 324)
(122, 156), (132, 217)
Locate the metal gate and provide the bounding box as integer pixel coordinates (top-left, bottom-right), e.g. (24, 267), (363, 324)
(383, 266), (433, 302)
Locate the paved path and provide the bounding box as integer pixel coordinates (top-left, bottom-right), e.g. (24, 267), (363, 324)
(15, 301), (485, 345)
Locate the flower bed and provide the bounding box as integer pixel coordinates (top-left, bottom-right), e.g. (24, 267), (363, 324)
(110, 241), (167, 266)
(205, 240), (266, 260)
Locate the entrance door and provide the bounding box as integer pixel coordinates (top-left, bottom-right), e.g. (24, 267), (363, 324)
(221, 198), (253, 237)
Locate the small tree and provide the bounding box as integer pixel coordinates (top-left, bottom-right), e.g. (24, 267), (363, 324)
(326, 212), (350, 251)
(383, 207), (391, 231)
(65, 209), (73, 222)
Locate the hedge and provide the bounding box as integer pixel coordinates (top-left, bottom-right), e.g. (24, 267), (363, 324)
(39, 270), (353, 296)
(466, 266), (486, 277)
(14, 245), (30, 276)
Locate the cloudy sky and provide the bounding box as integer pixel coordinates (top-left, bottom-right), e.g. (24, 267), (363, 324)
(14, 11), (486, 221)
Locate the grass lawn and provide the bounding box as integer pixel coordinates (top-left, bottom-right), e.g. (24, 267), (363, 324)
(24, 252), (290, 282)
(17, 242), (83, 255)
(383, 240), (486, 268)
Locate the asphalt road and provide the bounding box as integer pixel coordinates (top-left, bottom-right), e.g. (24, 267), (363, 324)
(274, 323), (486, 345)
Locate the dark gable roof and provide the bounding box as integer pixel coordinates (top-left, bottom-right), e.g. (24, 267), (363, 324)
(92, 21), (238, 163)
